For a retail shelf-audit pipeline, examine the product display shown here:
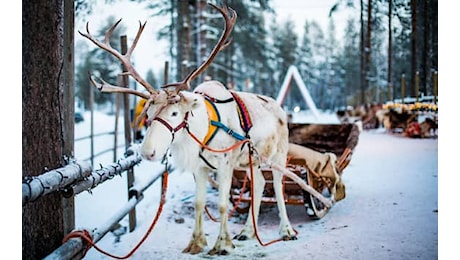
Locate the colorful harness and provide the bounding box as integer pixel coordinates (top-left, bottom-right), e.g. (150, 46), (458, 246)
(198, 91), (253, 169)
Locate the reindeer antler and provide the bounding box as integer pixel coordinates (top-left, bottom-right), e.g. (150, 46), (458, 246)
(162, 3), (237, 93)
(79, 19), (159, 98)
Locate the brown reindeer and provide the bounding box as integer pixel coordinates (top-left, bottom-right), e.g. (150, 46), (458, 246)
(80, 3), (299, 256)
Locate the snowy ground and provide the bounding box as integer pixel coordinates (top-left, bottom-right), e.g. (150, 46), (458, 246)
(73, 110), (439, 260)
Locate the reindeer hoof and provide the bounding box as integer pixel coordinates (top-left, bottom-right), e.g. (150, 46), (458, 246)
(282, 235), (297, 241)
(182, 245), (203, 255)
(208, 248), (230, 255)
(182, 240), (206, 255)
(233, 234), (249, 241)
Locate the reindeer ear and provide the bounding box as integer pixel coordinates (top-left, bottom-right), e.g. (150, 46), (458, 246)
(181, 93), (201, 110)
(190, 98), (201, 109)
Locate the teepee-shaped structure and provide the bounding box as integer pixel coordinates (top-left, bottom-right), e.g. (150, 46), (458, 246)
(275, 65), (320, 120)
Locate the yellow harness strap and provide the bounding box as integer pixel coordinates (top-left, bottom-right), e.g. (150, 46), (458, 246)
(203, 98), (220, 145)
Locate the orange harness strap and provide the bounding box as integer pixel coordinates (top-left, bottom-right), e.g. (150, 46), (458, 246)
(202, 97), (220, 146)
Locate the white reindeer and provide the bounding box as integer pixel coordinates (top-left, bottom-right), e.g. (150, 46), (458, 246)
(80, 3), (297, 255)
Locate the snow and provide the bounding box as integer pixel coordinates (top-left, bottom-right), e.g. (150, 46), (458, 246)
(70, 109), (442, 260)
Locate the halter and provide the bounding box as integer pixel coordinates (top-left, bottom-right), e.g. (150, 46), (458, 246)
(152, 112), (189, 142)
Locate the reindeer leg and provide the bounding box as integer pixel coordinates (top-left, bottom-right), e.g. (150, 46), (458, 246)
(272, 170), (297, 240)
(208, 166), (235, 255)
(234, 167), (265, 240)
(183, 171), (208, 254)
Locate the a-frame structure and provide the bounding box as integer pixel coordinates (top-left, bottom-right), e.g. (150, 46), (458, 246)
(275, 65), (320, 120)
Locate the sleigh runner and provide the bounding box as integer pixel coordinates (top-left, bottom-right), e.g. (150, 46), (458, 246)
(229, 122), (360, 219)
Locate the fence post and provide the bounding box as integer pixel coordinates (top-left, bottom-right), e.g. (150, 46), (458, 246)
(113, 76), (122, 162)
(62, 0), (76, 236)
(164, 61), (169, 84)
(120, 35), (137, 232)
(90, 80), (95, 167)
(387, 82), (392, 103)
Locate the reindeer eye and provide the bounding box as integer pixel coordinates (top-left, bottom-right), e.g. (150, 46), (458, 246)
(171, 112), (178, 117)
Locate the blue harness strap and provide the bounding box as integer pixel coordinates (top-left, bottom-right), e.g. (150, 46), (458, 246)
(202, 94), (251, 143)
(210, 121), (247, 141)
(198, 92), (253, 169)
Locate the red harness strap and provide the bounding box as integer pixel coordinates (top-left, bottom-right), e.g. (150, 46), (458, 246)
(230, 91), (253, 137)
(153, 112), (189, 141)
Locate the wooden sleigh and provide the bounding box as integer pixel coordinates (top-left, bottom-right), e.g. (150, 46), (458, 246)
(229, 122), (360, 219)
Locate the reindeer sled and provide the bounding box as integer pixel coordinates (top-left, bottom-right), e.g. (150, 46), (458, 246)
(229, 123), (360, 219)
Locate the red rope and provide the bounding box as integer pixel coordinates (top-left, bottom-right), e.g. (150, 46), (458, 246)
(228, 173), (249, 217)
(62, 172), (169, 259)
(248, 152), (298, 247)
(204, 173), (249, 222)
(187, 129), (249, 153)
(189, 128), (251, 222)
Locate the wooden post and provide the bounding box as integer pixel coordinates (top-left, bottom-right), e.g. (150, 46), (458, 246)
(433, 71), (438, 105)
(415, 71), (419, 102)
(113, 76), (122, 162)
(62, 0), (75, 236)
(387, 82), (392, 102)
(401, 73), (406, 104)
(164, 61), (169, 84)
(120, 35), (137, 232)
(90, 78), (95, 167)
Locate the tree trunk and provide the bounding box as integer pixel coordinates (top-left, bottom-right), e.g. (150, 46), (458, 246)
(411, 0), (418, 98)
(431, 0), (438, 80)
(360, 0), (365, 105)
(421, 0), (428, 95)
(196, 0), (207, 83)
(364, 0), (372, 103)
(387, 0), (393, 101)
(176, 0), (191, 80)
(22, 0), (70, 258)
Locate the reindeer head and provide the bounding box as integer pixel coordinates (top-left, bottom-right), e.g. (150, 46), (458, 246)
(80, 3), (237, 162)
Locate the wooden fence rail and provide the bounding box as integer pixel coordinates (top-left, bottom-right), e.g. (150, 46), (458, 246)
(74, 131), (123, 142)
(22, 147), (142, 206)
(63, 148), (142, 197)
(22, 160), (92, 206)
(83, 143), (126, 162)
(22, 145), (155, 259)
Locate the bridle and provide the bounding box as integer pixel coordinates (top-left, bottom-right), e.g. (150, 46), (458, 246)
(151, 111), (190, 142)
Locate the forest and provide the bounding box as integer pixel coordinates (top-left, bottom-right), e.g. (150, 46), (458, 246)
(74, 0), (437, 112)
